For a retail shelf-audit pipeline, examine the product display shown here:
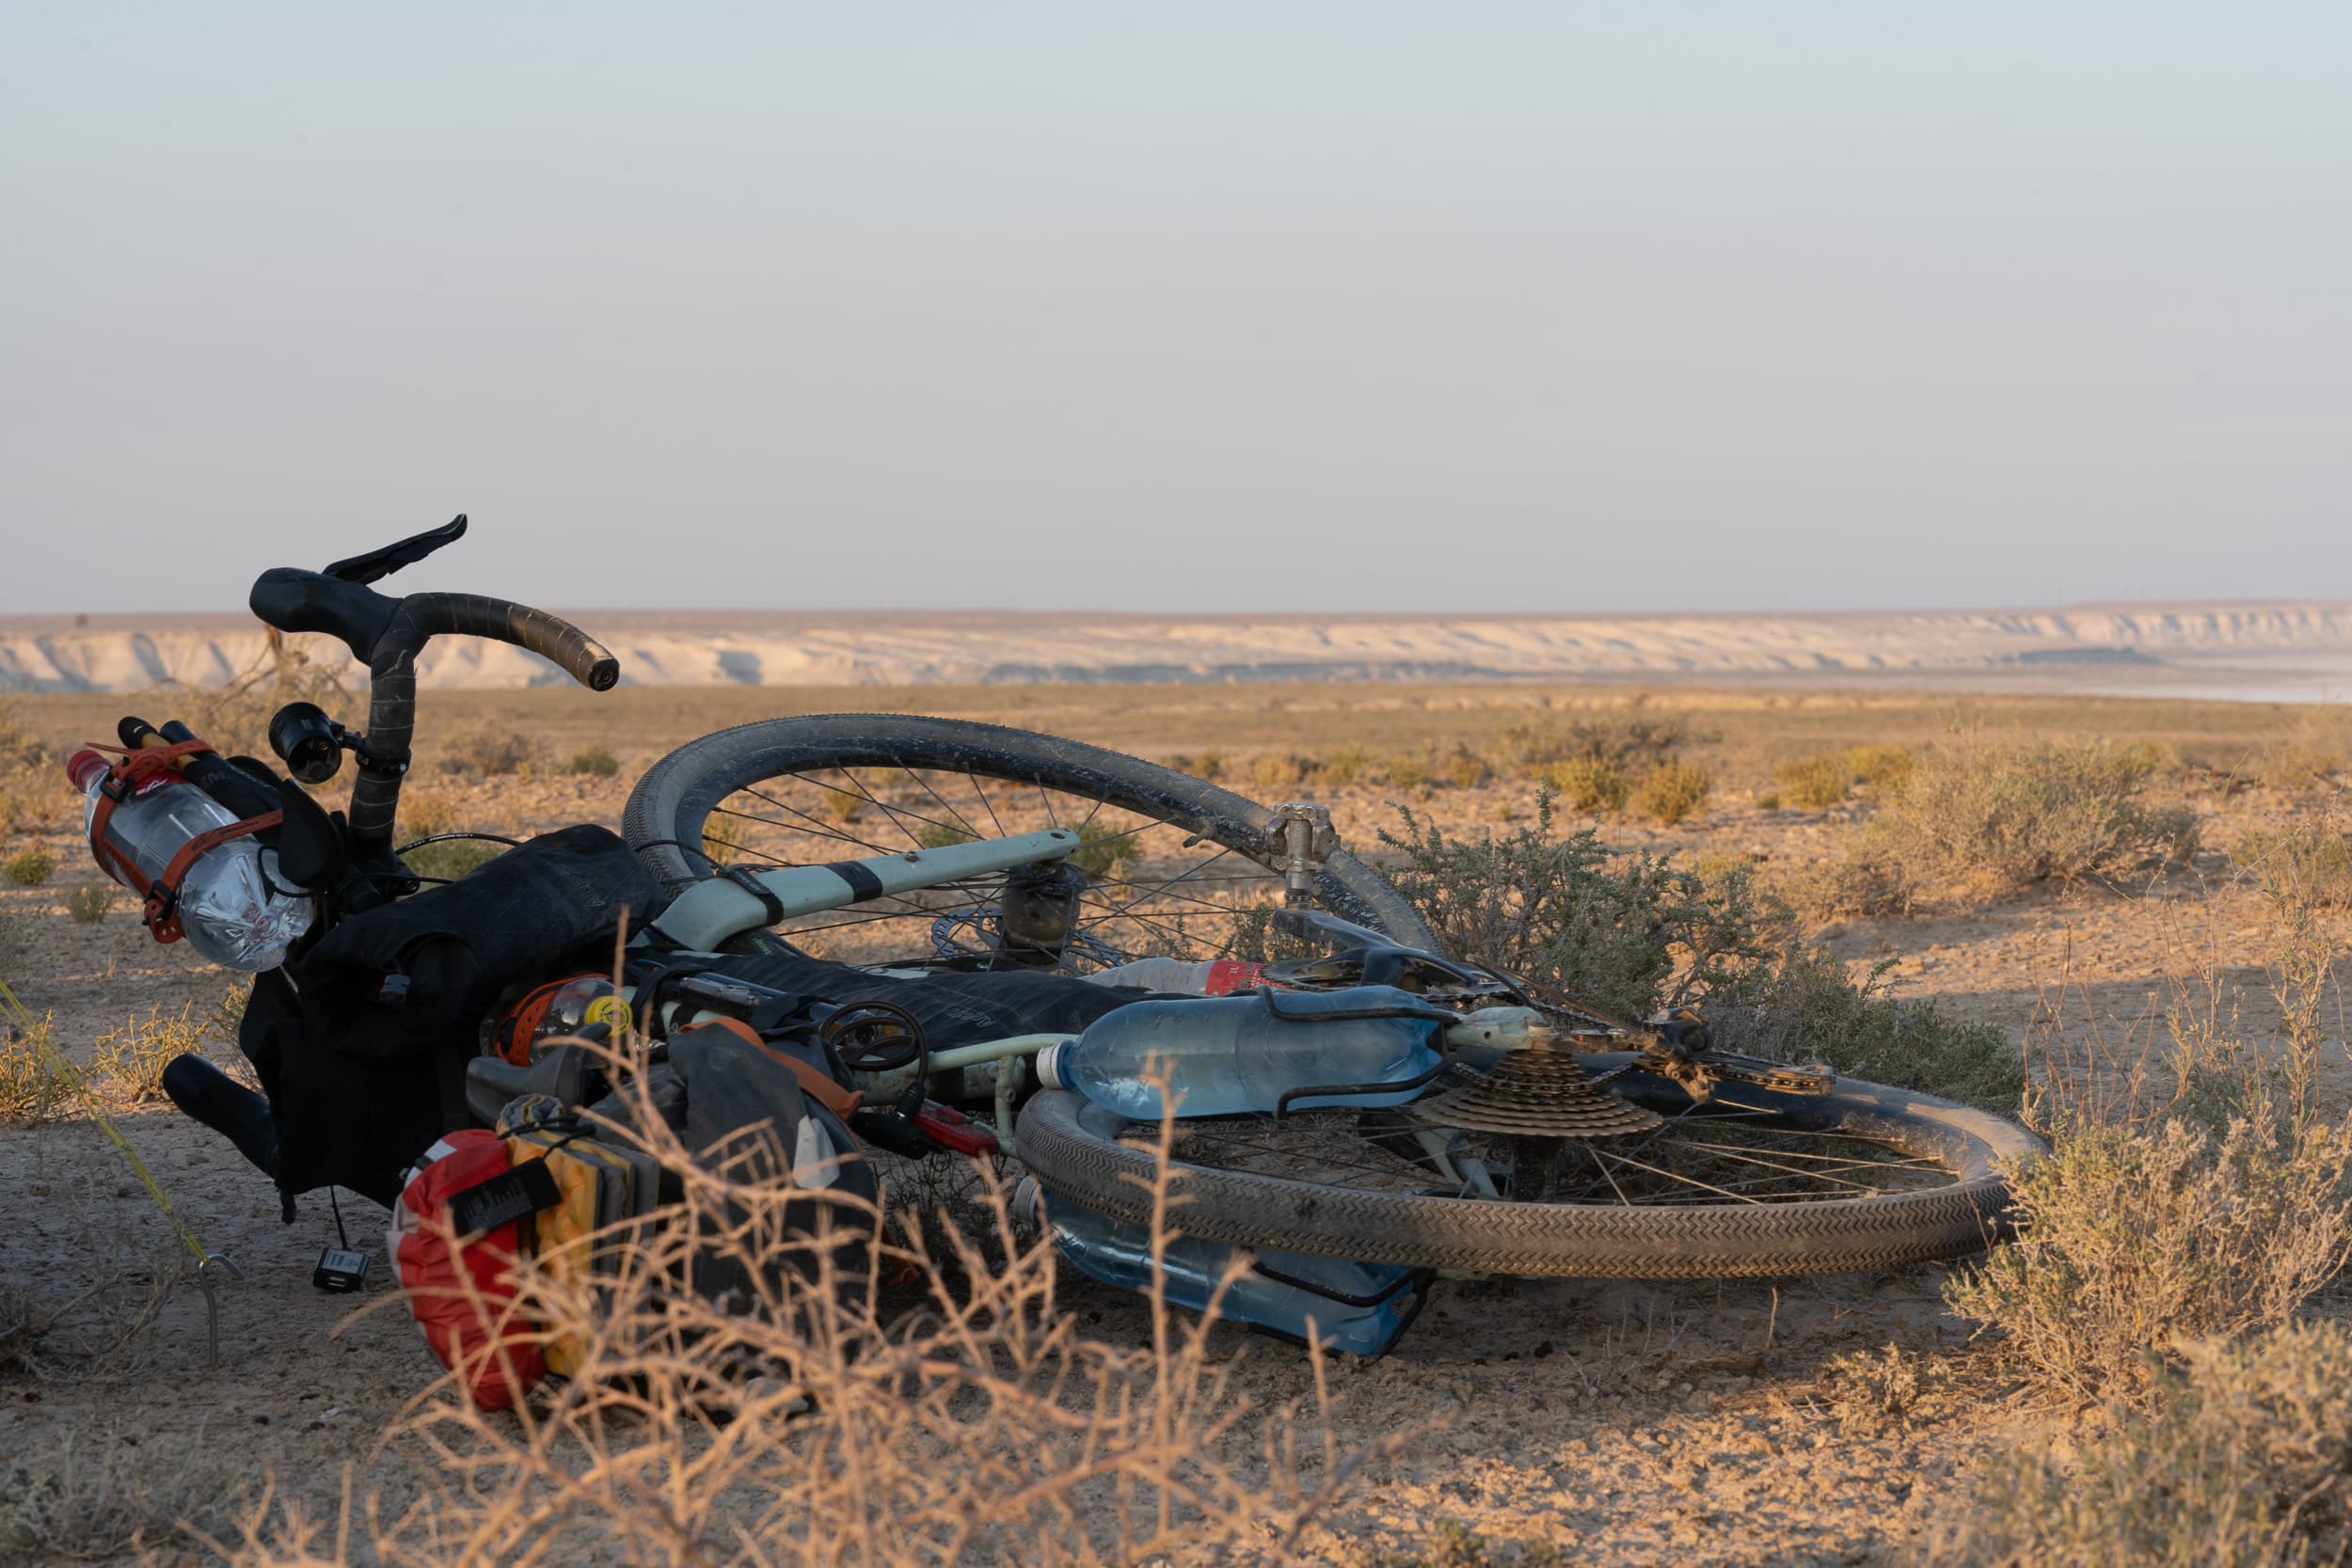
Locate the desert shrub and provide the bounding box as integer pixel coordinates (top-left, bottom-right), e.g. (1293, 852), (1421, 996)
(1432, 741), (1488, 790)
(0, 1426), (236, 1562)
(1754, 791), (1781, 811)
(1318, 742), (1377, 787)
(2239, 823), (2352, 907)
(820, 785), (866, 823)
(1382, 751), (1432, 790)
(1805, 734), (2198, 913)
(64, 883), (111, 924)
(565, 745), (621, 777)
(86, 1004), (206, 1104)
(915, 820), (975, 849)
(438, 722), (538, 777)
(1251, 752), (1308, 790)
(701, 812), (751, 866)
(1952, 1322), (2352, 1567)
(1772, 752), (1852, 810)
(1380, 795), (1778, 1020)
(0, 699), (51, 773)
(1704, 949), (2024, 1111)
(1819, 1342), (1932, 1439)
(165, 626), (350, 760)
(1947, 965), (2352, 1406)
(405, 837), (505, 882)
(1539, 759), (1626, 813)
(398, 792), (461, 840)
(1630, 761), (1710, 825)
(5, 848), (54, 886)
(208, 1045), (1377, 1568)
(0, 1008), (68, 1125)
(1843, 743), (1914, 786)
(1489, 715), (1686, 775)
(1166, 752), (1224, 782)
(1071, 816), (1139, 879)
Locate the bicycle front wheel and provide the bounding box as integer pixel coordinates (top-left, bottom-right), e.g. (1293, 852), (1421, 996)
(623, 714), (1436, 964)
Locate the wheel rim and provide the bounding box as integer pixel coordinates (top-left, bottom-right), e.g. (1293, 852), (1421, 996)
(628, 720), (1430, 968)
(1153, 1079), (1970, 1209)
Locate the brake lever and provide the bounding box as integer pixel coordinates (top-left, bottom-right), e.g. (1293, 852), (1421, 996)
(326, 515), (469, 585)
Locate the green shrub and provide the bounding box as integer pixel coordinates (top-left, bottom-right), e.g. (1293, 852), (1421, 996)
(404, 838), (504, 882)
(1703, 949), (2024, 1112)
(564, 746), (620, 778)
(1488, 716), (1687, 775)
(1630, 761), (1710, 825)
(4, 849), (54, 887)
(1755, 791), (1781, 811)
(1071, 817), (1139, 879)
(915, 820), (975, 850)
(1952, 1322), (2352, 1566)
(1381, 799), (2011, 1106)
(1380, 796), (1765, 1019)
(1539, 759), (1626, 813)
(1772, 753), (1851, 810)
(64, 883), (111, 924)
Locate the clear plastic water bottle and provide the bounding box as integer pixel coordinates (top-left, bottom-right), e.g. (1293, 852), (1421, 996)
(1030, 1183), (1417, 1357)
(1034, 985), (1442, 1118)
(68, 749), (312, 972)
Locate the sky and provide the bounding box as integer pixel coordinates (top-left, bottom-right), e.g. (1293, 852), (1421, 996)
(3, 3), (2346, 616)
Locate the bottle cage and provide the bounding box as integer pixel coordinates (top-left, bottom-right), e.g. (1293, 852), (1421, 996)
(82, 737), (286, 946)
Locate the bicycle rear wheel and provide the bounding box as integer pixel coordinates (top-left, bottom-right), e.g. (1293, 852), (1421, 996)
(1015, 1064), (2040, 1278)
(623, 714), (1435, 964)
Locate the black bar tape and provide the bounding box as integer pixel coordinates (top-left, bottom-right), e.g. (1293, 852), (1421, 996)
(822, 860), (887, 903)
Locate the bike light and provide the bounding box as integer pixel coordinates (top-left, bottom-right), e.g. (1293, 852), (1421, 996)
(268, 701), (345, 784)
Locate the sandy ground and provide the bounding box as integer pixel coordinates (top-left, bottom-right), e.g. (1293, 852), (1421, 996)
(0, 700), (2342, 1565)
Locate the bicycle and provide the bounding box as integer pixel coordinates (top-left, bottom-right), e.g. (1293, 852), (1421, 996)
(163, 517), (2038, 1279)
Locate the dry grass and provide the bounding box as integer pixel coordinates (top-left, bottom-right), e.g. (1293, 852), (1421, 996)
(0, 1425), (237, 1561)
(65, 881), (113, 923)
(564, 745), (620, 777)
(211, 1037), (1392, 1568)
(1946, 957), (2352, 1407)
(1629, 761), (1710, 825)
(1947, 1321), (2352, 1567)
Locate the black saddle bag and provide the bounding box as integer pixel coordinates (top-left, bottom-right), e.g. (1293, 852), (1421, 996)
(241, 824), (665, 1206)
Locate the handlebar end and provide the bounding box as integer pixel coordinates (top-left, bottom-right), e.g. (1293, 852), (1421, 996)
(586, 657), (620, 692)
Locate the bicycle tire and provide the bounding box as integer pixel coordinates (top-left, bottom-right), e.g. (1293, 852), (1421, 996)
(1015, 1065), (2041, 1279)
(622, 713), (1438, 954)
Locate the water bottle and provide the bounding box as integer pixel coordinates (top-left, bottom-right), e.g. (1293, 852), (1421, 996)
(67, 749), (313, 972)
(1079, 956), (1267, 995)
(1029, 1183), (1417, 1357)
(1035, 985), (1442, 1118)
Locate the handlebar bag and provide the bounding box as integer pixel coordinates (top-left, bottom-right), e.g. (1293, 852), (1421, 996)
(245, 824), (665, 1205)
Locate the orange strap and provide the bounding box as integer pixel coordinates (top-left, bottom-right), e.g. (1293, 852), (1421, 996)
(677, 1016), (866, 1119)
(83, 739), (285, 945)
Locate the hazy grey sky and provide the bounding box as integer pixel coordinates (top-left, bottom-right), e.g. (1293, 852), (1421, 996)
(4, 4), (2346, 615)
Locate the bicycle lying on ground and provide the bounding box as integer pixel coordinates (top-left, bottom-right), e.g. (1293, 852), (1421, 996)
(110, 518), (2036, 1288)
